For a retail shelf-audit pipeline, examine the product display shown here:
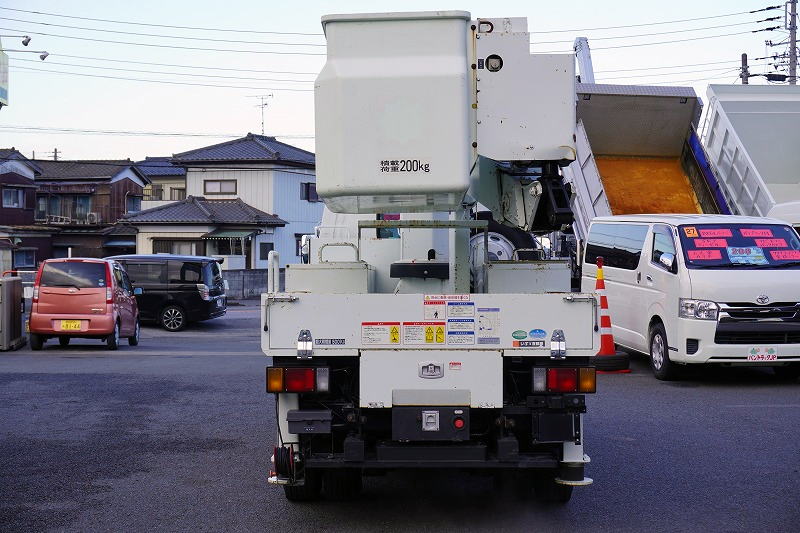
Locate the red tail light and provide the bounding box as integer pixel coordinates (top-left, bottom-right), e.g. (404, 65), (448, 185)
(105, 263), (113, 303)
(283, 368), (315, 392)
(546, 368), (578, 392)
(32, 265), (43, 303)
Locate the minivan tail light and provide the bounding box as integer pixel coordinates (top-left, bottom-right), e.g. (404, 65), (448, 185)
(105, 263), (113, 303)
(197, 284), (211, 301)
(32, 266), (42, 303)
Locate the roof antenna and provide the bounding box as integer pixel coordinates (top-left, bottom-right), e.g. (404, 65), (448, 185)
(248, 94), (273, 135)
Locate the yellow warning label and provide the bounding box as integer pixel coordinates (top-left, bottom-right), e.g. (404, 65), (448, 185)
(425, 326), (434, 343)
(435, 326), (445, 344)
(390, 326), (400, 344)
(684, 226), (698, 238)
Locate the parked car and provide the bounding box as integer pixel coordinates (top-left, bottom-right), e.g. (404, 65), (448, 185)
(582, 215), (800, 381)
(29, 258), (140, 350)
(106, 254), (226, 332)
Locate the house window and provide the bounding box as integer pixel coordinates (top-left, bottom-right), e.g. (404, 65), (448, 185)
(152, 239), (200, 255)
(35, 196), (47, 220)
(259, 242), (274, 260)
(214, 239), (244, 255)
(2, 188), (24, 208)
(301, 182), (320, 202)
(204, 180), (237, 195)
(144, 185), (163, 201)
(171, 188), (186, 201)
(13, 249), (35, 268)
(295, 234), (304, 256)
(126, 195), (142, 213)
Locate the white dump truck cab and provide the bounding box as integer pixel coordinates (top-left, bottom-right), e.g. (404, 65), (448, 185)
(262, 11), (599, 503)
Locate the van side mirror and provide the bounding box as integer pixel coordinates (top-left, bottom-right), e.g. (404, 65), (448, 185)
(133, 287), (143, 295)
(659, 252), (676, 271)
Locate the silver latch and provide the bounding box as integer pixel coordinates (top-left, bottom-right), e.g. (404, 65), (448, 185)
(550, 329), (566, 359)
(297, 329), (313, 360)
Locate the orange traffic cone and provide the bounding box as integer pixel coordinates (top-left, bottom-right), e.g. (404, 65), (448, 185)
(594, 256), (630, 373)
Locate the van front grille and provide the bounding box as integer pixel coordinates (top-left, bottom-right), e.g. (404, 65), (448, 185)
(714, 331), (800, 344)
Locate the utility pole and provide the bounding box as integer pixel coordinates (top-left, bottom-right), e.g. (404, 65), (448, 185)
(790, 0), (797, 84)
(51, 148), (59, 161)
(741, 53), (750, 84)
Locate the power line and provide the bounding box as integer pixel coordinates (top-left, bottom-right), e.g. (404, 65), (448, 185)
(533, 19), (771, 45)
(597, 63), (769, 80)
(594, 59), (741, 73)
(538, 28), (778, 53)
(9, 65), (315, 91)
(0, 15), (326, 46)
(0, 125), (314, 139)
(529, 7), (778, 33)
(55, 53), (318, 75)
(0, 6), (325, 36)
(0, 26), (327, 56)
(10, 57), (315, 84)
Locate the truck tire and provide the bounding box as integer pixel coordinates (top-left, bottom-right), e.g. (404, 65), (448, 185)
(323, 469), (362, 501)
(283, 469), (321, 502)
(774, 364), (800, 381)
(649, 322), (681, 381)
(533, 472), (573, 503)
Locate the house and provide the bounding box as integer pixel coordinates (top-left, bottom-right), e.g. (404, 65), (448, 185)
(171, 133), (321, 268)
(121, 195), (286, 270)
(137, 156), (187, 210)
(0, 148), (54, 271)
(30, 159), (149, 257)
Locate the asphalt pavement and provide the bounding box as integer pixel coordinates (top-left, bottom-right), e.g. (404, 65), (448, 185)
(1, 300), (798, 532)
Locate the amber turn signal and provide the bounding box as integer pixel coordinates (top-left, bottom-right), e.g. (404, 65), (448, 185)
(266, 367), (284, 393)
(579, 367), (596, 393)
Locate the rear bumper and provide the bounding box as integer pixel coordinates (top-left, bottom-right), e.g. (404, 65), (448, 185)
(29, 313), (115, 336)
(196, 296), (226, 320)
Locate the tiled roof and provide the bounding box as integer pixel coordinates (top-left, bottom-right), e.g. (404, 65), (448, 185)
(33, 159), (133, 180)
(172, 133), (315, 166)
(134, 156), (186, 178)
(0, 148), (43, 175)
(122, 196), (285, 226)
(576, 83), (697, 98)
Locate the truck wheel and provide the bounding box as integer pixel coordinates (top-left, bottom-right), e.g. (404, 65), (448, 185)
(282, 469), (321, 502)
(58, 336), (70, 347)
(323, 469), (362, 501)
(533, 472), (573, 503)
(30, 333), (44, 351)
(650, 323), (681, 381)
(774, 364), (800, 381)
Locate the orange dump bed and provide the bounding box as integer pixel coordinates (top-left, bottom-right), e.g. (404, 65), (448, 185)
(595, 156), (702, 215)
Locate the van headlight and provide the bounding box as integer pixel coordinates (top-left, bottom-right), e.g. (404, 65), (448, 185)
(679, 299), (719, 320)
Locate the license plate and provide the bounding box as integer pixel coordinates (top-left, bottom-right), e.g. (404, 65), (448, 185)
(60, 320), (82, 331)
(217, 299), (223, 308)
(747, 346), (777, 361)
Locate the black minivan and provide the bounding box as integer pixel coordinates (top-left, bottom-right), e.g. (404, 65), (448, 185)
(106, 254), (227, 331)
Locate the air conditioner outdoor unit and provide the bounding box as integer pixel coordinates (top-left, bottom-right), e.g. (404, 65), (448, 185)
(86, 212), (99, 224)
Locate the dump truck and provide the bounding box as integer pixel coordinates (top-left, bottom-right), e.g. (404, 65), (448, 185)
(701, 84), (800, 231)
(563, 84), (731, 241)
(261, 11), (599, 503)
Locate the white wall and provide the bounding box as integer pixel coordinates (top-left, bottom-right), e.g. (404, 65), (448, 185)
(0, 159), (36, 179)
(186, 165), (275, 213)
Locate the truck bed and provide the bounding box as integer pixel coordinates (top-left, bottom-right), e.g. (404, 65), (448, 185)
(595, 156), (702, 215)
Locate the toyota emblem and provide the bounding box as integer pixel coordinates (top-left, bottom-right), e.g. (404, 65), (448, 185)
(756, 294), (770, 305)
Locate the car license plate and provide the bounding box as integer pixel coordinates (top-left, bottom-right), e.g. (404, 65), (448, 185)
(60, 320), (82, 331)
(747, 346), (777, 361)
(217, 299), (223, 308)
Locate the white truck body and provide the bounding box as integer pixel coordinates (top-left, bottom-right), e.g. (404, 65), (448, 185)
(702, 84), (800, 225)
(262, 11), (598, 503)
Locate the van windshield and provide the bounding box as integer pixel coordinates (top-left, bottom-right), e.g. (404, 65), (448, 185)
(40, 261), (107, 288)
(678, 224), (800, 269)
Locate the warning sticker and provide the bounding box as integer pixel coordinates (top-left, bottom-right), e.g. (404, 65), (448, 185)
(476, 307), (500, 344)
(424, 294), (471, 302)
(403, 321), (446, 344)
(447, 301), (475, 317)
(447, 318), (475, 332)
(361, 322), (401, 345)
(424, 300), (446, 320)
(513, 340), (546, 348)
(683, 226), (699, 238)
(447, 331), (475, 345)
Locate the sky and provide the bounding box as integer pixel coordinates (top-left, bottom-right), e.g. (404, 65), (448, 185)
(0, 0), (793, 161)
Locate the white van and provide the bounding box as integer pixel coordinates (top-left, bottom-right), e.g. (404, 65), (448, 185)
(582, 215), (800, 380)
